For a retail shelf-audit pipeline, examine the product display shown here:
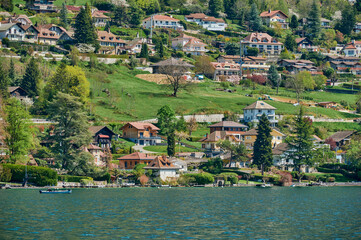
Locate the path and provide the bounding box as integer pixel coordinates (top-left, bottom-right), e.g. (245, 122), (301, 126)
(132, 145), (157, 154)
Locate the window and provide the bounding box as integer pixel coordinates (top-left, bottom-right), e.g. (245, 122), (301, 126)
(246, 136), (251, 140)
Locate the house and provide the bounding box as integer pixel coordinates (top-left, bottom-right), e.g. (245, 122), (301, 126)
(143, 155), (181, 181)
(321, 18), (332, 28)
(185, 13), (227, 31)
(342, 40), (361, 57)
(37, 25), (73, 45)
(86, 144), (106, 167)
(7, 87), (32, 104)
(260, 10), (288, 29)
(243, 101), (278, 127)
(142, 15), (184, 31)
(118, 152), (155, 170)
(97, 30), (126, 55)
(317, 101), (337, 108)
(211, 62), (240, 83)
(29, 0), (57, 13)
(150, 57), (194, 74)
(325, 55), (360, 62)
(0, 23), (26, 42)
(278, 59), (320, 74)
(92, 11), (110, 27)
(295, 37), (318, 52)
(242, 128), (285, 150)
(208, 121), (248, 140)
(200, 131), (241, 153)
(88, 126), (117, 149)
(354, 23), (361, 33)
(329, 61), (361, 76)
(242, 32), (283, 55)
(329, 131), (355, 150)
(21, 25), (39, 43)
(66, 5), (81, 13)
(9, 14), (33, 25)
(216, 56), (270, 73)
(121, 122), (161, 146)
(171, 33), (207, 56)
(125, 38), (144, 54)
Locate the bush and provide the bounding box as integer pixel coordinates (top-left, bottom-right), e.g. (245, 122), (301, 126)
(58, 175), (93, 182)
(230, 176), (238, 185)
(327, 177), (335, 182)
(0, 166), (12, 182)
(183, 173), (214, 185)
(80, 178), (94, 186)
(2, 164), (57, 186)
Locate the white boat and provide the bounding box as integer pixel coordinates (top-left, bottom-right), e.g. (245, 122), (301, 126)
(39, 189), (72, 194)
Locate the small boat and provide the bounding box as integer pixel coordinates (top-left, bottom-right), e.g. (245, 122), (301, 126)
(256, 184), (272, 188)
(39, 189), (72, 194)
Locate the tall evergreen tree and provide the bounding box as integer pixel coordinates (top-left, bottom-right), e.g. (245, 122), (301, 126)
(74, 3), (97, 44)
(284, 34), (297, 52)
(209, 0), (224, 17)
(268, 64), (280, 93)
(286, 107), (314, 182)
(8, 58), (16, 85)
(139, 43), (149, 60)
(290, 15), (298, 29)
(277, 0), (288, 15)
(248, 3), (262, 32)
(167, 129), (176, 157)
(156, 41), (164, 58)
(253, 114), (273, 173)
(104, 21), (111, 32)
(59, 2), (68, 28)
(307, 0), (321, 39)
(0, 63), (9, 98)
(355, 0), (361, 12)
(129, 4), (144, 27)
(20, 57), (40, 98)
(336, 7), (356, 35)
(157, 105), (176, 135)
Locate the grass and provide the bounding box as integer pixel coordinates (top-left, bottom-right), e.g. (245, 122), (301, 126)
(143, 145), (196, 153)
(238, 180), (259, 185)
(304, 173), (354, 182)
(313, 122), (361, 136)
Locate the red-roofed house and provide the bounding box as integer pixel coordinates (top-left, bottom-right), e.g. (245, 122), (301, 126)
(343, 40), (361, 57)
(295, 37), (318, 52)
(121, 122), (161, 146)
(66, 5), (81, 13)
(260, 10), (288, 29)
(242, 32), (283, 55)
(142, 15), (184, 31)
(185, 13), (227, 31)
(97, 30), (127, 55)
(144, 155), (181, 181)
(172, 33), (207, 56)
(118, 152), (155, 169)
(92, 11), (110, 27)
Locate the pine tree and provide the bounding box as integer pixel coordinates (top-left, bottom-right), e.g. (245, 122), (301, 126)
(0, 63), (9, 98)
(209, 0), (224, 17)
(336, 7), (356, 35)
(104, 21), (111, 32)
(248, 3), (262, 32)
(156, 41), (164, 58)
(268, 64), (280, 93)
(167, 129), (176, 157)
(284, 34), (296, 52)
(8, 58), (16, 85)
(286, 107), (314, 182)
(355, 0), (361, 12)
(139, 43), (149, 60)
(307, 0), (321, 39)
(74, 3), (97, 44)
(290, 15), (298, 29)
(253, 114), (273, 173)
(20, 57), (40, 98)
(60, 2), (68, 28)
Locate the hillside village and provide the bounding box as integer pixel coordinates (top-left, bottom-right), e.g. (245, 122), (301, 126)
(1, 0), (361, 187)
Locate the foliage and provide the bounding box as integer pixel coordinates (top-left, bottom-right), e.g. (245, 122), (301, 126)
(248, 3), (262, 31)
(246, 47), (259, 56)
(284, 34), (297, 52)
(157, 105), (176, 135)
(58, 175), (93, 182)
(74, 3), (97, 44)
(59, 2), (68, 28)
(20, 57), (40, 98)
(8, 58), (16, 85)
(139, 43), (149, 60)
(307, 0), (321, 39)
(201, 158), (223, 174)
(290, 15), (298, 29)
(217, 140), (248, 166)
(135, 0), (160, 14)
(253, 114), (273, 172)
(0, 63), (9, 98)
(313, 75), (327, 90)
(286, 71), (315, 103)
(224, 42), (240, 55)
(209, 0), (224, 17)
(167, 130), (176, 156)
(335, 6), (356, 35)
(183, 172), (214, 185)
(280, 48), (295, 60)
(194, 55), (215, 78)
(268, 64), (280, 91)
(346, 140), (361, 171)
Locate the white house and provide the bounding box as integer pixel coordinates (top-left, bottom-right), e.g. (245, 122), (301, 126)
(242, 32), (283, 55)
(92, 11), (110, 27)
(354, 23), (361, 33)
(260, 10), (288, 29)
(172, 33), (207, 56)
(342, 40), (361, 57)
(144, 156), (181, 181)
(142, 15), (184, 31)
(185, 13), (227, 31)
(0, 23), (26, 41)
(243, 101), (277, 127)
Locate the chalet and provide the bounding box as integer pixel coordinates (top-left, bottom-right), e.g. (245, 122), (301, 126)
(121, 122), (161, 146)
(88, 126), (117, 149)
(200, 131), (241, 153)
(321, 18), (332, 28)
(211, 62), (240, 83)
(295, 37), (317, 52)
(260, 10), (288, 29)
(0, 23), (26, 42)
(185, 13), (227, 31)
(143, 155), (181, 181)
(21, 25), (39, 43)
(9, 14), (33, 25)
(125, 38), (143, 54)
(142, 15), (184, 31)
(37, 25), (73, 45)
(329, 61), (361, 75)
(150, 57), (194, 74)
(118, 152), (155, 170)
(342, 40), (361, 57)
(30, 0), (57, 13)
(216, 56), (270, 73)
(92, 11), (110, 27)
(172, 33), (207, 56)
(329, 131), (355, 150)
(278, 59), (320, 74)
(209, 121), (248, 134)
(7, 87), (32, 104)
(97, 31), (126, 55)
(325, 56), (360, 62)
(242, 33), (283, 55)
(243, 101), (277, 127)
(242, 128), (285, 150)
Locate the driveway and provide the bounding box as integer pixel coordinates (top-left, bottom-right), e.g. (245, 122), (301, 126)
(132, 145), (157, 154)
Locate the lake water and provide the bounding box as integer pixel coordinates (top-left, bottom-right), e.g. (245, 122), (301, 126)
(1, 187), (361, 239)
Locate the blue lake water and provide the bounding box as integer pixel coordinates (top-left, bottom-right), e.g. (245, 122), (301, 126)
(0, 187), (361, 239)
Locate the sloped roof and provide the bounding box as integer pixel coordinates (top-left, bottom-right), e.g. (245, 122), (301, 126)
(88, 144), (102, 150)
(184, 37), (207, 47)
(144, 155), (180, 169)
(200, 131), (241, 142)
(88, 126), (115, 135)
(8, 86), (26, 93)
(92, 11), (110, 19)
(329, 131), (355, 142)
(66, 5), (81, 12)
(143, 15), (179, 22)
(209, 121), (248, 128)
(0, 23), (16, 31)
(97, 30), (126, 44)
(260, 10), (288, 18)
(117, 152), (155, 161)
(272, 143), (289, 155)
(243, 101), (276, 110)
(185, 13), (207, 19)
(242, 128), (285, 137)
(121, 122), (160, 131)
(243, 32), (282, 45)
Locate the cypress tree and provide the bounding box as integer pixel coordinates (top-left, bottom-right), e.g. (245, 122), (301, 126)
(290, 15), (298, 30)
(253, 114), (273, 173)
(248, 3), (262, 32)
(139, 43), (149, 60)
(0, 63), (9, 98)
(104, 21), (111, 32)
(157, 41), (164, 58)
(8, 58), (16, 84)
(167, 129), (176, 157)
(20, 57), (40, 98)
(307, 0), (321, 39)
(74, 3), (97, 44)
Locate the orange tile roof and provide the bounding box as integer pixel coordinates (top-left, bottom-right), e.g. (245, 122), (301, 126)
(243, 32), (282, 45)
(143, 155), (180, 169)
(97, 31), (126, 43)
(260, 10), (288, 18)
(143, 15), (179, 22)
(121, 122), (160, 131)
(92, 11), (110, 19)
(117, 152), (155, 161)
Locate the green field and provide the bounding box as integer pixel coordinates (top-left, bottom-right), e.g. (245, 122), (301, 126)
(143, 145), (197, 153)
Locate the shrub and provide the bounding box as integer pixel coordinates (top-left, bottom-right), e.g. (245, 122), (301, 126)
(80, 178), (94, 186)
(183, 173), (214, 185)
(230, 176), (238, 185)
(0, 165), (12, 182)
(58, 175), (93, 182)
(327, 177), (335, 182)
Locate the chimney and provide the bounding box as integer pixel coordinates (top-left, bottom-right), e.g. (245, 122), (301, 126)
(268, 9), (271, 13)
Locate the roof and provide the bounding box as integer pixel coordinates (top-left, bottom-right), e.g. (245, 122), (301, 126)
(243, 101), (276, 110)
(88, 126), (115, 135)
(66, 5), (81, 11)
(279, 59), (314, 65)
(8, 86), (26, 93)
(184, 37), (207, 47)
(87, 144), (102, 150)
(272, 143), (289, 155)
(38, 29), (60, 39)
(185, 13), (208, 19)
(98, 134), (109, 138)
(209, 121), (248, 128)
(143, 15), (179, 22)
(0, 23), (17, 31)
(143, 155), (180, 169)
(329, 131), (355, 142)
(321, 18), (331, 23)
(150, 58), (194, 68)
(117, 152), (155, 161)
(260, 10), (288, 18)
(121, 122), (160, 131)
(243, 32), (282, 45)
(242, 128), (285, 137)
(92, 11), (110, 19)
(97, 31), (126, 44)
(200, 131), (241, 142)
(295, 37), (313, 44)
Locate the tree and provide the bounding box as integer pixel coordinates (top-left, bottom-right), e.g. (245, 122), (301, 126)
(286, 107), (314, 182)
(74, 3), (97, 44)
(253, 114), (273, 174)
(346, 140), (361, 171)
(139, 43), (149, 60)
(4, 98), (34, 163)
(217, 140), (247, 168)
(187, 116), (198, 136)
(21, 57), (40, 98)
(59, 2), (68, 28)
(48, 92), (92, 171)
(176, 115), (187, 132)
(209, 0), (224, 17)
(335, 7), (356, 35)
(194, 56), (215, 78)
(8, 58), (16, 85)
(277, 0), (288, 15)
(284, 34), (297, 52)
(307, 0), (321, 39)
(155, 40), (164, 58)
(320, 29), (337, 50)
(355, 0), (361, 12)
(287, 71), (315, 103)
(167, 130), (176, 156)
(104, 21), (111, 32)
(224, 42), (240, 55)
(113, 5), (128, 26)
(279, 48), (295, 59)
(248, 3), (262, 31)
(129, 4), (144, 27)
(157, 105), (176, 135)
(313, 75), (327, 90)
(69, 46), (79, 66)
(0, 63), (9, 98)
(290, 15), (298, 29)
(246, 47), (259, 56)
(268, 64), (280, 94)
(1, 0), (14, 12)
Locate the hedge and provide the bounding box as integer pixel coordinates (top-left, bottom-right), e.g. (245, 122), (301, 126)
(183, 173), (214, 185)
(58, 175), (93, 182)
(2, 164), (57, 186)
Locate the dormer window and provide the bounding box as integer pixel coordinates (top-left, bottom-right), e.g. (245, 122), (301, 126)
(101, 36), (105, 39)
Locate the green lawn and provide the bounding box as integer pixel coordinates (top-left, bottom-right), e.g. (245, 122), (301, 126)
(304, 172), (354, 182)
(313, 122), (361, 136)
(143, 145), (197, 153)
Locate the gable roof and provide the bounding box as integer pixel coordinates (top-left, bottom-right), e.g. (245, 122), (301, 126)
(243, 101), (276, 110)
(88, 126), (116, 136)
(0, 23), (17, 31)
(150, 57), (194, 67)
(121, 122), (160, 131)
(97, 30), (126, 44)
(185, 13), (208, 19)
(66, 5), (81, 12)
(329, 131), (355, 142)
(8, 86), (27, 94)
(144, 155), (180, 169)
(260, 10), (288, 19)
(209, 121), (248, 128)
(143, 15), (179, 22)
(92, 11), (110, 19)
(200, 131), (241, 142)
(242, 128), (286, 137)
(272, 143), (289, 155)
(243, 32), (282, 45)
(117, 152), (155, 161)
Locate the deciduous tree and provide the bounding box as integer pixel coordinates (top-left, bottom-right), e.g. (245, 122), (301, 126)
(0, 63), (9, 98)
(194, 55), (215, 78)
(209, 0), (224, 17)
